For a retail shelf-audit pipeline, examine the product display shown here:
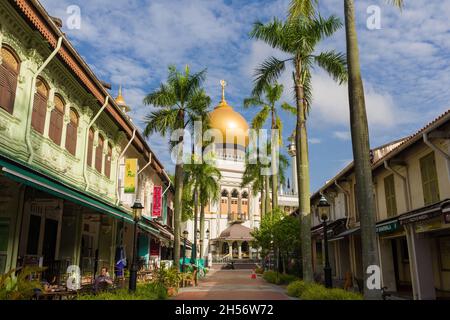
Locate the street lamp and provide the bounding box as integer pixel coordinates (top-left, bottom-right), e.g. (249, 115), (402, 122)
(206, 229), (211, 267)
(318, 195), (332, 288)
(129, 199), (143, 292)
(182, 230), (189, 272)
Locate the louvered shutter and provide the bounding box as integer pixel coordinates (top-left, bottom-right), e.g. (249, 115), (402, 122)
(0, 64), (17, 114)
(87, 130), (94, 167)
(31, 93), (47, 134)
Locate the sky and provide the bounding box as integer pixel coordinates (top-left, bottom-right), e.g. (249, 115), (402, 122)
(40, 0), (450, 192)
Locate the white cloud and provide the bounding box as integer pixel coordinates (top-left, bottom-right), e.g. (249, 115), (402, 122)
(309, 138), (321, 144)
(333, 131), (351, 141)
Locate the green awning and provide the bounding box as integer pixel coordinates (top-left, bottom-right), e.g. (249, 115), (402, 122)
(0, 157), (159, 236)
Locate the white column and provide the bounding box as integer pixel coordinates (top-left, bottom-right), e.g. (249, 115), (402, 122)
(406, 225), (436, 300)
(238, 243), (242, 260)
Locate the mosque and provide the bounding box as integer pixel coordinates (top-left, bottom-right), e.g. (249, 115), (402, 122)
(183, 81), (299, 262)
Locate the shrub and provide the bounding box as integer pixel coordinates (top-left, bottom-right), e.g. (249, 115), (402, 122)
(300, 284), (363, 300)
(278, 273), (298, 285)
(77, 282), (168, 300)
(0, 267), (45, 300)
(262, 271), (278, 284)
(254, 267), (264, 274)
(287, 280), (308, 297)
(263, 271), (298, 285)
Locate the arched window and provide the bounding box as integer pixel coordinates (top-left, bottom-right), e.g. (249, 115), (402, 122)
(87, 128), (94, 167)
(65, 108), (78, 156)
(31, 77), (49, 134)
(95, 134), (104, 173)
(104, 143), (112, 178)
(230, 189), (239, 216)
(221, 189), (229, 214)
(241, 191), (249, 219)
(49, 94), (65, 145)
(0, 47), (20, 114)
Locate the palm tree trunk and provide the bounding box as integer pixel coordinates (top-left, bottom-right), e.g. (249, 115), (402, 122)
(261, 187), (266, 220)
(344, 0), (380, 300)
(193, 187), (199, 263)
(200, 202), (205, 259)
(265, 175), (271, 215)
(271, 110), (278, 210)
(173, 110), (185, 269)
(295, 58), (313, 283)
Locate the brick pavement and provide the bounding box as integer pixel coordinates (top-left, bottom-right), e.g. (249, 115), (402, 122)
(173, 269), (293, 300)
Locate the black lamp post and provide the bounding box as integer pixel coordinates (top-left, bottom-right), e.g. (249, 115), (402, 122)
(206, 229), (210, 266)
(318, 195), (332, 288)
(182, 230), (188, 272)
(129, 199), (143, 292)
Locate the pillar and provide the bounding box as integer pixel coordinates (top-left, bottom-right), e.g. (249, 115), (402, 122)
(291, 154), (298, 194)
(238, 242), (242, 260)
(405, 225), (436, 300)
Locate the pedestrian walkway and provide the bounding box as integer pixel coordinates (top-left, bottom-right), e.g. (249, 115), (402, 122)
(173, 269), (293, 300)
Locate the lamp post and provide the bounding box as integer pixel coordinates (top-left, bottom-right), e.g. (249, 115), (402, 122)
(318, 195), (332, 288)
(182, 230), (188, 272)
(206, 229), (211, 267)
(129, 199), (143, 292)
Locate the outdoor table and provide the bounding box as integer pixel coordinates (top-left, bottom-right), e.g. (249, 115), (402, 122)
(37, 289), (78, 300)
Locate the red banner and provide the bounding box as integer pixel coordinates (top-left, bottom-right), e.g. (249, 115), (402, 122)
(152, 186), (162, 217)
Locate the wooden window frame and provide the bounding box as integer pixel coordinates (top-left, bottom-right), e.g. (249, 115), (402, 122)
(65, 108), (78, 156)
(49, 94), (65, 145)
(420, 152), (440, 206)
(384, 174), (397, 217)
(0, 46), (20, 115)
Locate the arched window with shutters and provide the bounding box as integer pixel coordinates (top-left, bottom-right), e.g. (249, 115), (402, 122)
(0, 46), (20, 114)
(95, 134), (104, 173)
(104, 143), (112, 178)
(87, 128), (94, 167)
(65, 108), (78, 156)
(31, 77), (49, 134)
(49, 94), (65, 145)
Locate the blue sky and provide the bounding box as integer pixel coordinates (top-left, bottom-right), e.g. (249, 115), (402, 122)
(41, 0), (450, 192)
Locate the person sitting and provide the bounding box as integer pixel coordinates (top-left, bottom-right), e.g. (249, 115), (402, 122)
(94, 267), (113, 293)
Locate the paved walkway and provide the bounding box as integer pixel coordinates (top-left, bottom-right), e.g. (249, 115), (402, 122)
(173, 269), (293, 300)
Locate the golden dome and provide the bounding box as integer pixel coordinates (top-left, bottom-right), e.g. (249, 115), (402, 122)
(115, 85), (130, 113)
(209, 80), (249, 147)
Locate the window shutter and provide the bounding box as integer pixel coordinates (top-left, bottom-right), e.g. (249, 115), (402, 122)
(104, 144), (112, 178)
(31, 93), (47, 134)
(384, 174), (397, 217)
(49, 109), (63, 145)
(420, 152), (440, 205)
(65, 123), (76, 155)
(87, 129), (94, 167)
(95, 136), (104, 173)
(0, 64), (17, 114)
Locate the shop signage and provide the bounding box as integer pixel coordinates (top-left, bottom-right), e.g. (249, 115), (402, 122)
(445, 212), (450, 224)
(400, 209), (442, 225)
(152, 186), (162, 217)
(124, 159), (137, 193)
(376, 220), (400, 234)
(416, 219), (443, 233)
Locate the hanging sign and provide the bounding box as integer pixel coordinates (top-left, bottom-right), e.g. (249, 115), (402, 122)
(124, 159), (137, 193)
(152, 186), (163, 217)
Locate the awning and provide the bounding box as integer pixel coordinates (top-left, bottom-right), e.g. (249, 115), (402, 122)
(399, 200), (448, 225)
(330, 227), (360, 240)
(0, 157), (159, 235)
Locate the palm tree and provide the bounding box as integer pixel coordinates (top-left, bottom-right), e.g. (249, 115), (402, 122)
(250, 15), (347, 282)
(289, 0), (403, 299)
(143, 65), (211, 269)
(244, 83), (295, 211)
(184, 152), (221, 262)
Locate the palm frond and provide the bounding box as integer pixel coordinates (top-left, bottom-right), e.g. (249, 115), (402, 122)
(250, 19), (287, 51)
(243, 96), (264, 109)
(143, 108), (179, 137)
(386, 0), (403, 9)
(314, 50), (348, 84)
(253, 56), (289, 96)
(251, 106), (270, 130)
(288, 0), (318, 19)
(143, 83), (177, 107)
(281, 102), (296, 115)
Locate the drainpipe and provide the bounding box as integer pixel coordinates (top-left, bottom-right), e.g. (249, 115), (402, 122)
(384, 160), (412, 211)
(83, 96), (109, 191)
(137, 153), (152, 176)
(26, 37), (63, 164)
(162, 170), (172, 197)
(115, 128), (137, 205)
(335, 180), (351, 229)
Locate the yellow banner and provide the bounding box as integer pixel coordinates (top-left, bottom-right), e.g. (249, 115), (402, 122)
(124, 158), (137, 194)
